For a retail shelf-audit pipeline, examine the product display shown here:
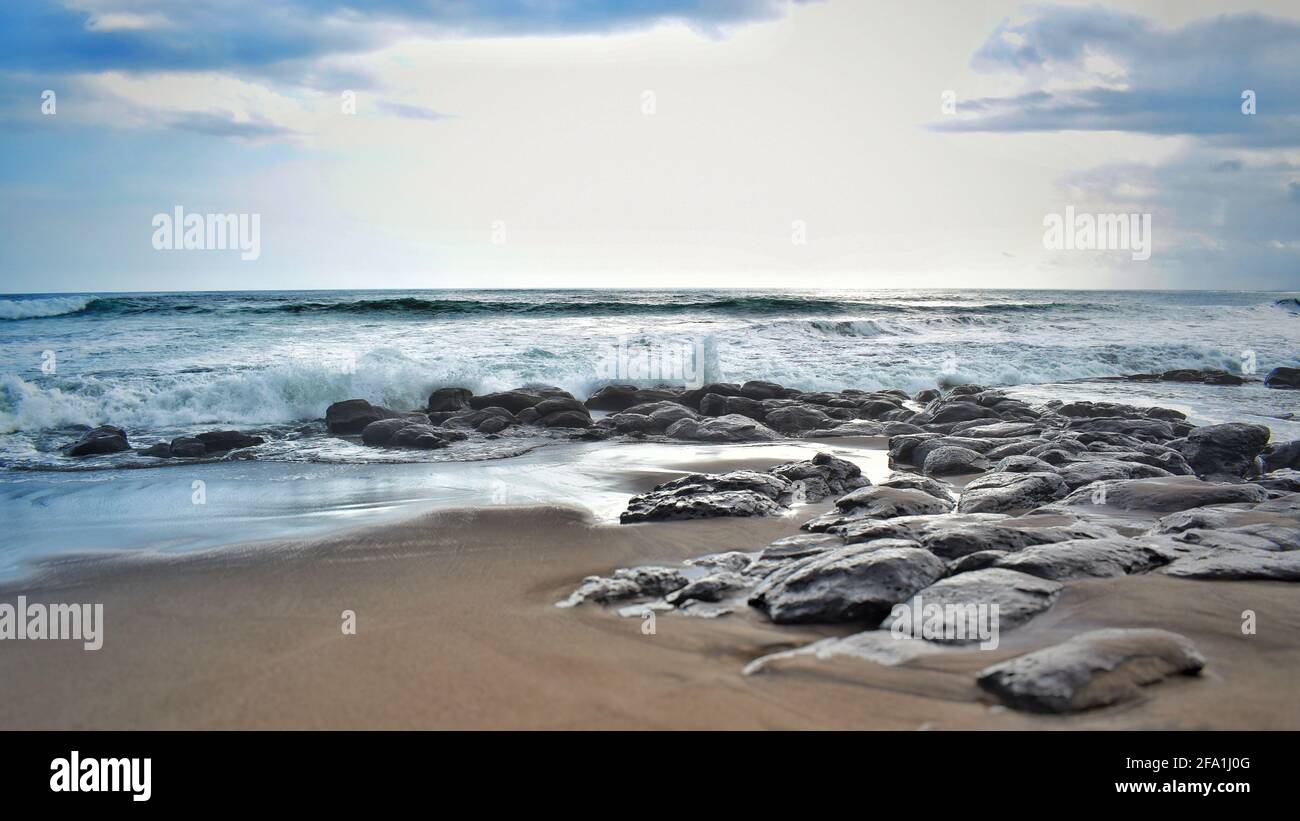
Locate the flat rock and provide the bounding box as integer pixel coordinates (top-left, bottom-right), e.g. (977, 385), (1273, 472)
(882, 568), (1062, 634)
(1055, 476), (1269, 514)
(922, 445), (991, 476)
(977, 628), (1205, 713)
(749, 544), (946, 624)
(557, 566), (689, 607)
(1161, 549), (1300, 581)
(956, 472), (1069, 514)
(665, 413), (782, 443)
(993, 537), (1170, 581)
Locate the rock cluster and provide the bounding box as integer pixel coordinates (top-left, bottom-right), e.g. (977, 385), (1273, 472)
(560, 378), (1300, 714)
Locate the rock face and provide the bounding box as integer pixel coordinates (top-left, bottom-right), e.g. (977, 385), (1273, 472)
(749, 544), (946, 624)
(1175, 422), (1271, 480)
(883, 568), (1062, 633)
(1264, 366), (1300, 389)
(977, 628), (1205, 713)
(326, 399), (397, 434)
(956, 472), (1069, 514)
(64, 425), (130, 457)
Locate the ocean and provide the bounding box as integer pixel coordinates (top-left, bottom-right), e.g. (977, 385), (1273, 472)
(0, 288), (1296, 575)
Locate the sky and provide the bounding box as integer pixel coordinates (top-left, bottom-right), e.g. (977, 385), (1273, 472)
(1, 0), (1298, 293)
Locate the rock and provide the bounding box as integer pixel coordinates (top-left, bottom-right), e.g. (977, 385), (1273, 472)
(606, 412), (654, 434)
(1067, 417), (1177, 442)
(666, 572), (749, 605)
(477, 416), (512, 434)
(1057, 459), (1172, 490)
(765, 405), (833, 434)
(167, 437), (207, 458)
(685, 551), (755, 573)
(806, 419), (887, 437)
(64, 425), (130, 456)
(427, 387), (472, 412)
(533, 396), (588, 417)
(361, 418), (410, 446)
(391, 424), (449, 449)
(1175, 422), (1271, 480)
(740, 380), (787, 400)
(586, 385), (674, 411)
(749, 545), (946, 624)
(539, 410), (592, 428)
(922, 445), (991, 476)
(1261, 440), (1300, 472)
(993, 538), (1170, 581)
(994, 455), (1058, 474)
(557, 566), (689, 607)
(924, 403), (1001, 425)
(913, 389), (941, 404)
(468, 390), (547, 414)
(621, 470), (789, 523)
(768, 452), (868, 502)
(664, 414), (782, 443)
(326, 399), (397, 434)
(882, 568), (1061, 633)
(874, 474), (957, 502)
(194, 430), (263, 453)
(976, 629), (1205, 713)
(646, 404), (698, 430)
(948, 550), (1009, 574)
(1161, 549), (1300, 581)
(138, 442), (173, 458)
(955, 472), (1069, 514)
(803, 486), (953, 532)
(1054, 476), (1269, 514)
(1264, 366), (1300, 389)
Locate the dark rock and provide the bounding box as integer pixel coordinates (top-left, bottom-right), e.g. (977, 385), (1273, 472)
(882, 568), (1061, 634)
(477, 416), (512, 434)
(469, 389), (553, 414)
(922, 445), (991, 476)
(621, 470), (790, 523)
(993, 537), (1170, 581)
(557, 566), (689, 607)
(540, 410), (592, 428)
(765, 405), (833, 434)
(326, 399), (397, 434)
(1175, 422), (1271, 480)
(168, 437), (207, 458)
(194, 430), (264, 453)
(65, 425), (130, 457)
(914, 389), (941, 404)
(956, 472), (1069, 514)
(749, 544), (946, 624)
(427, 387), (472, 412)
(768, 452), (868, 502)
(664, 414), (782, 443)
(1054, 476), (1269, 514)
(1264, 366), (1300, 389)
(976, 628), (1204, 713)
(1261, 440), (1300, 472)
(391, 424), (449, 449)
(740, 380), (787, 400)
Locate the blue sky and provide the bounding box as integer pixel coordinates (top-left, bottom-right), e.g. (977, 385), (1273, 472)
(1, 0), (1298, 292)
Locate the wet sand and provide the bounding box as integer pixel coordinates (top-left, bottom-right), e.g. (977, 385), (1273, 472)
(1, 497), (1297, 729)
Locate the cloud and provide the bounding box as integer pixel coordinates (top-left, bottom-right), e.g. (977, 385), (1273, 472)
(932, 6), (1300, 147)
(375, 101), (452, 122)
(164, 109), (300, 140)
(1, 1), (813, 77)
